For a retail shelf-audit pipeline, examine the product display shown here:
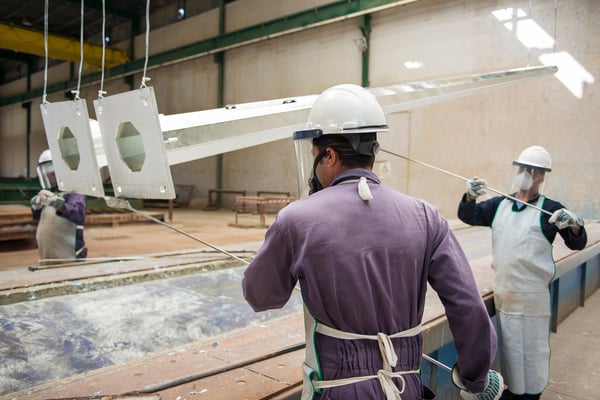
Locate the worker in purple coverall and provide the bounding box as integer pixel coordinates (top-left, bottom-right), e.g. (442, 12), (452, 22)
(242, 84), (503, 400)
(30, 149), (87, 260)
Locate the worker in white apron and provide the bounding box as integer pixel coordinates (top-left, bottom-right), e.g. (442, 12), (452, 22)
(458, 145), (587, 399)
(31, 149), (88, 261)
(243, 84), (503, 399)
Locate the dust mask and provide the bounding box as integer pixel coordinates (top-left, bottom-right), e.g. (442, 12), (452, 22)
(515, 171), (533, 191)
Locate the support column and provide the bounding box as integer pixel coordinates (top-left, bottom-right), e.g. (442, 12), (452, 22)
(359, 14), (371, 88)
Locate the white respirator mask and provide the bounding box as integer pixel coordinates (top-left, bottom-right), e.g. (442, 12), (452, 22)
(514, 171), (534, 191)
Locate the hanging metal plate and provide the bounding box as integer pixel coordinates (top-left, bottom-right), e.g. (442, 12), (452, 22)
(39, 99), (105, 197)
(93, 87), (175, 200)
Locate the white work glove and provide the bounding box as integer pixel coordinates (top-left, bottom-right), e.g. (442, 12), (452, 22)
(549, 208), (584, 230)
(466, 177), (487, 200)
(452, 365), (504, 400)
(30, 189), (55, 210)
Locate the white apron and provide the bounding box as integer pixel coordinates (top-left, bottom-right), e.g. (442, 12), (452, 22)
(301, 304), (421, 400)
(491, 197), (554, 394)
(36, 205), (80, 260)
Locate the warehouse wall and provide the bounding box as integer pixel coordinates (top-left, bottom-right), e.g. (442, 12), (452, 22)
(0, 0), (597, 219)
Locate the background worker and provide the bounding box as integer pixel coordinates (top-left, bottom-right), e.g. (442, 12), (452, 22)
(30, 149), (88, 261)
(243, 84), (503, 400)
(458, 145), (587, 400)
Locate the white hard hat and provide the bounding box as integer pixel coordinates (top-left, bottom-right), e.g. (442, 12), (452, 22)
(38, 149), (53, 164)
(292, 84), (387, 197)
(306, 84), (388, 135)
(513, 145), (552, 172)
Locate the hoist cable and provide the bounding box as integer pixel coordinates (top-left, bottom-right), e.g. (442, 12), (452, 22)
(98, 0), (107, 99)
(140, 0), (151, 89)
(42, 0), (49, 105)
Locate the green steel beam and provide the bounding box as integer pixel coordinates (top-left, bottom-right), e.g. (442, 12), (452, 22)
(0, 0), (418, 107)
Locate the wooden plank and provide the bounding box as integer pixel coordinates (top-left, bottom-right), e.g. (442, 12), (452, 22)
(0, 221), (37, 241)
(0, 204), (32, 224)
(85, 212), (165, 227)
(155, 351), (304, 400)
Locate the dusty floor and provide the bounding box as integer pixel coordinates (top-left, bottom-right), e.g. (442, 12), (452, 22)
(1, 207), (599, 399)
(0, 208), (273, 271)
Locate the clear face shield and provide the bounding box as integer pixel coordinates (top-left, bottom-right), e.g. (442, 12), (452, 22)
(293, 129), (323, 198)
(36, 161), (58, 191)
(509, 163), (549, 200)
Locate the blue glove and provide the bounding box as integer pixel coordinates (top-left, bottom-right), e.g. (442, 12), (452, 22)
(549, 208), (584, 230)
(47, 195), (65, 210)
(466, 177), (487, 200)
(459, 370), (504, 400)
(452, 365), (504, 400)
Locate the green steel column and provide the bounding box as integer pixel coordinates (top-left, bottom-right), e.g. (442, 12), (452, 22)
(25, 57), (33, 178)
(23, 101), (31, 178)
(215, 0), (226, 207)
(360, 14), (371, 88)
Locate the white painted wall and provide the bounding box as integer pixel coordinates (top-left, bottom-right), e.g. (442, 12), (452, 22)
(0, 0), (597, 219)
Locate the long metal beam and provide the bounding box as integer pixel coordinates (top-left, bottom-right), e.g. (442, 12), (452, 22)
(42, 65), (556, 199)
(160, 65), (558, 167)
(0, 0), (420, 107)
(0, 23), (129, 68)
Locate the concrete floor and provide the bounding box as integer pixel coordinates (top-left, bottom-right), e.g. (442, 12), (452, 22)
(546, 289), (600, 399)
(0, 207), (598, 399)
(0, 208), (273, 271)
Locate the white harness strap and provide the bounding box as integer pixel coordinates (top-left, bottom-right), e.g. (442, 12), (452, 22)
(316, 323), (421, 370)
(313, 368), (420, 399)
(313, 322), (421, 400)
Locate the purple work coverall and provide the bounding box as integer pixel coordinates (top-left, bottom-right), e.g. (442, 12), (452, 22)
(242, 169), (497, 400)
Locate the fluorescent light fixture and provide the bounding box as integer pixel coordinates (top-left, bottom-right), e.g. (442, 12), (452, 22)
(354, 37), (368, 52)
(404, 61), (423, 69)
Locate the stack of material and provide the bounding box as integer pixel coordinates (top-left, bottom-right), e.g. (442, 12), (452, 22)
(0, 204), (37, 241)
(85, 208), (165, 227)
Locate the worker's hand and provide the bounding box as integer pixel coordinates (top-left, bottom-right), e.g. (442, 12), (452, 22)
(549, 208), (584, 230)
(47, 195), (65, 210)
(39, 189), (54, 204)
(458, 370), (504, 400)
(30, 189), (55, 210)
(30, 195), (43, 210)
(466, 177), (487, 200)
